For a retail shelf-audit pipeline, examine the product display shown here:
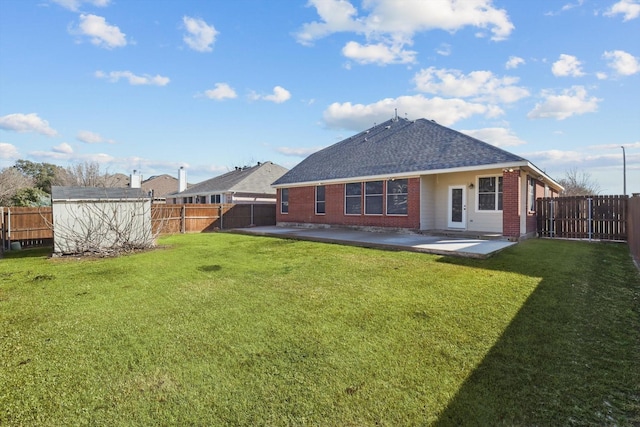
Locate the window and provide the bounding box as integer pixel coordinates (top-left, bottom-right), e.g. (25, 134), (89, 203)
(315, 186), (325, 214)
(280, 188), (289, 214)
(345, 183), (362, 215)
(210, 194), (221, 204)
(365, 181), (383, 215)
(477, 176), (503, 211)
(386, 179), (408, 215)
(528, 177), (536, 212)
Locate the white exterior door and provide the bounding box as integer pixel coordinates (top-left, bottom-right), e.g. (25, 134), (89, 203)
(448, 185), (466, 229)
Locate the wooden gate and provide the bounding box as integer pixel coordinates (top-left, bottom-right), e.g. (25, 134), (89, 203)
(536, 195), (628, 241)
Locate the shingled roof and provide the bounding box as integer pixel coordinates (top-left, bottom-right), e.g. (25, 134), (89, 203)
(172, 161), (288, 197)
(52, 186), (148, 201)
(273, 117), (528, 186)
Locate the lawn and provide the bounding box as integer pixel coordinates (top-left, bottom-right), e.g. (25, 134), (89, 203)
(1, 233), (639, 426)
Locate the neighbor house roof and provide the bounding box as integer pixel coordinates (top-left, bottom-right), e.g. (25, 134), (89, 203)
(52, 186), (148, 201)
(170, 161), (288, 197)
(141, 174), (180, 198)
(273, 118), (559, 188)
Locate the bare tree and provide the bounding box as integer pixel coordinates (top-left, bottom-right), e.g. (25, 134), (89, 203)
(0, 167), (34, 206)
(65, 161), (126, 188)
(557, 168), (601, 196)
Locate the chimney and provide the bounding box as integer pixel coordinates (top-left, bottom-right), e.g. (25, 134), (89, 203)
(178, 167), (187, 192)
(130, 170), (142, 189)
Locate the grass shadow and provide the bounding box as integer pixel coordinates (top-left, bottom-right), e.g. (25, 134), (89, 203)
(433, 240), (640, 426)
(1, 247), (52, 259)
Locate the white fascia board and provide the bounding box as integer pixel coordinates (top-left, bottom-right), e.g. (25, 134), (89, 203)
(521, 162), (564, 191)
(272, 161), (533, 188)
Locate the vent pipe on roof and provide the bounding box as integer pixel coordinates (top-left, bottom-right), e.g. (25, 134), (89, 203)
(178, 167), (187, 192)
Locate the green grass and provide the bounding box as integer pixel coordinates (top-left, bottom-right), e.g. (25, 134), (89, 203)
(1, 234), (639, 426)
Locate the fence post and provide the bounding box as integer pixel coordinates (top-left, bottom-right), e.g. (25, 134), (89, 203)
(219, 204), (223, 230)
(587, 197), (593, 241)
(6, 208), (11, 250)
(181, 205), (186, 234)
(550, 199), (555, 238)
(0, 207), (4, 255)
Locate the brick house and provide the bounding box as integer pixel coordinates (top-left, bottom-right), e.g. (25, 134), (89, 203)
(272, 118), (562, 240)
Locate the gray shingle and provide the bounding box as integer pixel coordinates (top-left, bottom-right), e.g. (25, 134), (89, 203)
(273, 118), (526, 186)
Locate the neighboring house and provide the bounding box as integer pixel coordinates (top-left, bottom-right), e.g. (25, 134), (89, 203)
(51, 186), (153, 255)
(167, 161), (288, 204)
(272, 117), (563, 240)
(141, 174), (181, 203)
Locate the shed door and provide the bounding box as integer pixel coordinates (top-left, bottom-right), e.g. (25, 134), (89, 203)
(448, 186), (466, 229)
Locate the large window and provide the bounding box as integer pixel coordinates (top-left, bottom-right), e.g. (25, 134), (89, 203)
(365, 181), (383, 215)
(477, 176), (503, 211)
(315, 186), (325, 215)
(210, 194), (221, 204)
(345, 183), (362, 215)
(280, 188), (289, 214)
(386, 179), (408, 215)
(528, 177), (536, 212)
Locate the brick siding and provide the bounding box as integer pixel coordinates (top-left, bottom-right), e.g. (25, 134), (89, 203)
(502, 170), (521, 238)
(276, 178), (421, 230)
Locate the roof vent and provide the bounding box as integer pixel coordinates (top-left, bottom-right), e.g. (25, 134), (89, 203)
(385, 125), (391, 129)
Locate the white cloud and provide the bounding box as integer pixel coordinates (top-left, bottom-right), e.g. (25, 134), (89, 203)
(295, 0), (514, 66)
(342, 41), (416, 65)
(74, 14), (126, 49)
(413, 67), (530, 104)
(250, 86), (291, 103)
(604, 0), (640, 21)
(545, 0), (585, 16)
(77, 130), (114, 144)
(51, 0), (110, 12)
(182, 16), (218, 52)
(552, 54), (585, 77)
(459, 127), (527, 147)
(95, 70), (170, 86)
(603, 50), (640, 75)
(322, 94), (503, 131)
(436, 43), (452, 56)
(505, 56), (525, 69)
(53, 142), (74, 154)
(0, 113), (58, 136)
(275, 146), (325, 157)
(204, 83), (237, 100)
(527, 86), (601, 120)
(0, 142), (19, 159)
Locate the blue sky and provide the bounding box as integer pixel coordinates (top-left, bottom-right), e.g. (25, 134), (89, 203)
(1, 0), (638, 194)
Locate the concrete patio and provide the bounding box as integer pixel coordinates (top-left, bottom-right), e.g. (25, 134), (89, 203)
(230, 226), (516, 258)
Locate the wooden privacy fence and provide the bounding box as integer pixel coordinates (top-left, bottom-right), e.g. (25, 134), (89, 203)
(152, 204), (276, 235)
(628, 196), (640, 262)
(1, 207), (53, 250)
(1, 203), (276, 251)
(537, 195), (628, 241)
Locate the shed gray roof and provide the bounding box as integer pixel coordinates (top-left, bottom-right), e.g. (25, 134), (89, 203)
(273, 118), (527, 186)
(51, 186), (148, 201)
(170, 161), (288, 197)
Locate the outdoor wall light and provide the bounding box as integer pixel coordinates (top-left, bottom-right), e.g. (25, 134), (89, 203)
(469, 183), (474, 189)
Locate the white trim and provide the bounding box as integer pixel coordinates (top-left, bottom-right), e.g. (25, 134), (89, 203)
(475, 175), (503, 213)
